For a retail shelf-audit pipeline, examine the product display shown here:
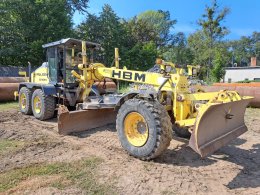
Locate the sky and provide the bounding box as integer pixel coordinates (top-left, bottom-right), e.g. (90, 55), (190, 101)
(73, 0), (260, 40)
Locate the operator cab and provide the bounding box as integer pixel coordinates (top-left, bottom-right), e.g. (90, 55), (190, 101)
(42, 38), (101, 88)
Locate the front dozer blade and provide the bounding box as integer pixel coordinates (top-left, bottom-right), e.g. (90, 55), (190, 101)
(189, 98), (251, 157)
(58, 108), (117, 135)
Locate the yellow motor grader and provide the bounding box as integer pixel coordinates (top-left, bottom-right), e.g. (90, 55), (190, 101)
(18, 38), (252, 160)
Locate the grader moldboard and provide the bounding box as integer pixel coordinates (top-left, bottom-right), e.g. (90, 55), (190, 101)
(18, 38), (253, 160)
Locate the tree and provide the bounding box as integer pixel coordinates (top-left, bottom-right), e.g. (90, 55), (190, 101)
(121, 10), (176, 70)
(66, 0), (89, 12)
(188, 0), (230, 80)
(99, 5), (128, 65)
(251, 32), (260, 60)
(198, 0), (229, 44)
(126, 10), (176, 47)
(122, 42), (157, 71)
(188, 31), (209, 65)
(77, 4), (127, 66)
(124, 17), (157, 46)
(211, 45), (230, 82)
(163, 32), (193, 65)
(229, 36), (252, 66)
(0, 0), (74, 66)
(228, 32), (260, 67)
(76, 13), (103, 44)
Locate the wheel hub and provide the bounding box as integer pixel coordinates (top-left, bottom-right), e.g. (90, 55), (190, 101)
(124, 112), (149, 147)
(20, 93), (26, 109)
(136, 121), (146, 134)
(33, 96), (42, 114)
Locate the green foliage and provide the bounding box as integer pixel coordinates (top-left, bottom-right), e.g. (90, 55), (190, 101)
(0, 157), (115, 194)
(78, 6), (172, 70)
(236, 80), (251, 83)
(188, 0), (230, 81)
(78, 4), (128, 66)
(198, 0), (230, 41)
(66, 0), (89, 12)
(0, 0), (258, 84)
(135, 10), (176, 47)
(163, 32), (193, 65)
(0, 0), (74, 66)
(99, 5), (128, 66)
(0, 101), (19, 111)
(211, 49), (226, 82)
(122, 42), (157, 70)
(0, 139), (24, 156)
(188, 31), (209, 66)
(229, 32), (260, 66)
(237, 79), (260, 83)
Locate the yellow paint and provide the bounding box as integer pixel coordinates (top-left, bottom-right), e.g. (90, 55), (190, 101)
(124, 112), (149, 147)
(33, 96), (41, 114)
(31, 66), (49, 84)
(19, 71), (27, 77)
(28, 39), (253, 134)
(20, 93), (26, 109)
(115, 48), (119, 68)
(71, 46), (75, 66)
(75, 48), (251, 130)
(176, 118), (196, 127)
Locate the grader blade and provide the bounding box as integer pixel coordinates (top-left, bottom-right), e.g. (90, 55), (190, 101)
(58, 108), (117, 135)
(189, 98), (251, 157)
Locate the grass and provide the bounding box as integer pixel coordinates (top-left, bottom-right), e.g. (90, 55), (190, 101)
(236, 79), (260, 83)
(0, 139), (24, 156)
(0, 101), (19, 111)
(0, 157), (115, 194)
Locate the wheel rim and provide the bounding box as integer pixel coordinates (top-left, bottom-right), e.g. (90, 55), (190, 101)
(33, 96), (41, 114)
(124, 112), (148, 147)
(20, 93), (26, 109)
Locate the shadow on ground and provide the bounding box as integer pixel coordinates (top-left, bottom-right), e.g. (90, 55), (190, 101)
(61, 121), (260, 191)
(155, 137), (260, 190)
(219, 140), (260, 189)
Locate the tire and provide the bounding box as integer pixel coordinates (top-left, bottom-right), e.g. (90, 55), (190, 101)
(168, 111), (191, 139)
(173, 124), (191, 138)
(31, 89), (56, 120)
(116, 99), (172, 160)
(19, 87), (32, 115)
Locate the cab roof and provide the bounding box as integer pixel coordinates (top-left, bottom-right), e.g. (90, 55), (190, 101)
(42, 38), (101, 49)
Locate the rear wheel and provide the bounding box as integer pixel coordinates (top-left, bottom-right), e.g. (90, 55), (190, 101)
(116, 99), (172, 160)
(32, 89), (56, 120)
(19, 87), (32, 115)
(168, 111), (191, 138)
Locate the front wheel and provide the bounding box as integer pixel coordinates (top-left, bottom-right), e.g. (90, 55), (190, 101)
(116, 99), (172, 160)
(31, 89), (56, 120)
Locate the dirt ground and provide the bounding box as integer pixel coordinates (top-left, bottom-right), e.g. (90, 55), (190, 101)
(0, 107), (259, 195)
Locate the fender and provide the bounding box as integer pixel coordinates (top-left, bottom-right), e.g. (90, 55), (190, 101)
(115, 91), (156, 111)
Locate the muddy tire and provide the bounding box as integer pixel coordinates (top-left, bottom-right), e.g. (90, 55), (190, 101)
(19, 87), (32, 115)
(31, 89), (56, 120)
(116, 99), (172, 160)
(173, 124), (191, 138)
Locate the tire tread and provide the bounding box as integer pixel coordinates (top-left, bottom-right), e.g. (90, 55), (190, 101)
(32, 89), (55, 120)
(116, 98), (172, 160)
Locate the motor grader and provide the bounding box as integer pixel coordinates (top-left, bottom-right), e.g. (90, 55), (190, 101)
(18, 38), (252, 160)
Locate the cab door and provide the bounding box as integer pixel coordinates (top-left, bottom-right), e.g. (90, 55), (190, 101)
(47, 47), (58, 84)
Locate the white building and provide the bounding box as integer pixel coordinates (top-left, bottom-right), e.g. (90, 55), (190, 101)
(224, 66), (260, 83)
